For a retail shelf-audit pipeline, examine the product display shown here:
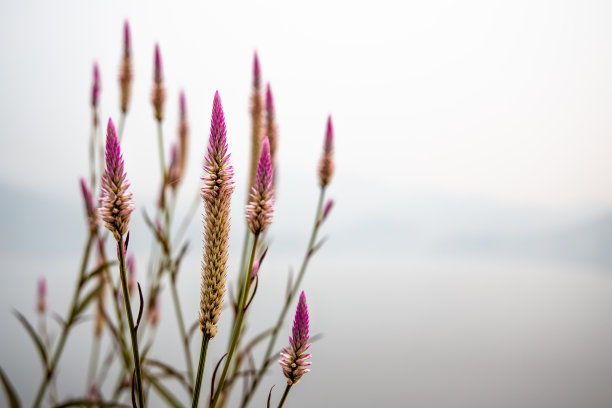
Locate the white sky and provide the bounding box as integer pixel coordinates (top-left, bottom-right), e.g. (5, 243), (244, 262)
(1, 0), (612, 213)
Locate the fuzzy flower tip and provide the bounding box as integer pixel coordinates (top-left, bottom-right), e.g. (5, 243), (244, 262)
(199, 91), (235, 339)
(248, 54), (264, 193)
(151, 43), (166, 121)
(99, 118), (134, 242)
(91, 62), (100, 109)
(119, 21), (132, 114)
(318, 115), (334, 187)
(80, 177), (97, 232)
(280, 291), (311, 385)
(246, 137), (274, 235)
(253, 51), (261, 89)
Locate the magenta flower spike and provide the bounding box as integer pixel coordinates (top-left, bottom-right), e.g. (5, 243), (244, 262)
(91, 62), (100, 109)
(246, 137), (274, 235)
(119, 20), (132, 114)
(98, 118), (134, 242)
(200, 91), (235, 339)
(321, 198), (334, 223)
(80, 177), (97, 232)
(319, 115), (335, 187)
(123, 20), (131, 58)
(36, 277), (46, 314)
(180, 90), (187, 118)
(151, 43), (166, 121)
(279, 291), (311, 385)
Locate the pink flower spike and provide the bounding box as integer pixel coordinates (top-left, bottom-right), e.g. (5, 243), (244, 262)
(279, 291), (311, 385)
(123, 20), (131, 57)
(318, 115), (335, 187)
(321, 198), (334, 223)
(179, 90), (187, 119)
(80, 177), (97, 232)
(99, 118), (134, 241)
(91, 62), (100, 108)
(253, 51), (261, 89)
(36, 277), (46, 313)
(154, 43), (163, 82)
(246, 137), (274, 235)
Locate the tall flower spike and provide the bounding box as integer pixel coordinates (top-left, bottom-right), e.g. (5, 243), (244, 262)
(91, 62), (100, 109)
(246, 137), (274, 235)
(99, 118), (134, 242)
(178, 91), (189, 181)
(265, 82), (278, 168)
(248, 51), (264, 195)
(119, 20), (132, 114)
(318, 115), (334, 187)
(200, 91), (235, 339)
(279, 291), (311, 385)
(151, 43), (166, 122)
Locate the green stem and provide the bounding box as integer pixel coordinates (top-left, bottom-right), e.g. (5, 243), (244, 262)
(118, 113), (126, 143)
(242, 187), (326, 407)
(87, 334), (102, 386)
(277, 384), (292, 408)
(191, 334), (210, 408)
(89, 109), (98, 190)
(156, 121), (171, 231)
(170, 273), (195, 385)
(117, 236), (145, 408)
(210, 234), (259, 408)
(32, 233), (94, 408)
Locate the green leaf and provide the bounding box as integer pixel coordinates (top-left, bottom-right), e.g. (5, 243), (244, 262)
(83, 261), (117, 283)
(0, 366), (21, 408)
(54, 399), (130, 408)
(13, 311), (48, 368)
(74, 285), (103, 316)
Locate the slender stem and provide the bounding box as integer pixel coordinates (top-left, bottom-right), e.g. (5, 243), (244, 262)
(242, 187), (326, 407)
(32, 233), (94, 408)
(89, 109), (97, 190)
(117, 236), (145, 408)
(191, 334), (210, 408)
(277, 384), (292, 408)
(117, 113), (126, 143)
(210, 234), (259, 408)
(87, 334), (102, 386)
(170, 273), (195, 384)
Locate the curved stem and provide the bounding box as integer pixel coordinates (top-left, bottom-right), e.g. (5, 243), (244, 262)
(210, 234), (259, 408)
(277, 384), (292, 408)
(242, 187), (325, 407)
(191, 334), (210, 408)
(117, 236), (144, 408)
(32, 232), (94, 408)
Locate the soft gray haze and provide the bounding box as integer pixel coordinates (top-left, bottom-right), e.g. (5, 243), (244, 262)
(2, 0), (612, 407)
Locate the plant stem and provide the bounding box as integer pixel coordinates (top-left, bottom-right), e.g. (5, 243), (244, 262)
(156, 121), (170, 231)
(191, 334), (210, 408)
(170, 271), (195, 385)
(117, 236), (145, 408)
(277, 384), (292, 408)
(32, 232), (94, 408)
(242, 187), (325, 407)
(210, 234), (259, 408)
(87, 334), (102, 386)
(118, 113), (126, 143)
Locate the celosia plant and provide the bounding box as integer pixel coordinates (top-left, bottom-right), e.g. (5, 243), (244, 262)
(3, 21), (335, 408)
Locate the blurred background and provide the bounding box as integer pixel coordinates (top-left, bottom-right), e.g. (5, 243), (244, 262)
(2, 0), (612, 407)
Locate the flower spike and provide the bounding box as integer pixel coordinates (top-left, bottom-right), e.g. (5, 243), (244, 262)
(151, 43), (166, 122)
(246, 137), (274, 235)
(200, 91), (235, 339)
(319, 115), (334, 187)
(98, 118), (134, 242)
(119, 20), (132, 114)
(279, 291), (312, 385)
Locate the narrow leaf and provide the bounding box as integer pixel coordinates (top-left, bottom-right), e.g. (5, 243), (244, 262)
(13, 311), (48, 367)
(0, 365), (21, 408)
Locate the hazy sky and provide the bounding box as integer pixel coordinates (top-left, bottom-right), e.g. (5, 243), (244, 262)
(2, 0), (612, 213)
